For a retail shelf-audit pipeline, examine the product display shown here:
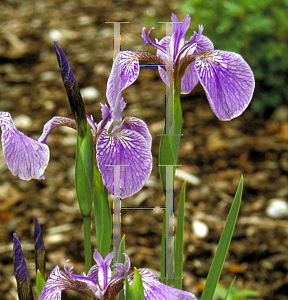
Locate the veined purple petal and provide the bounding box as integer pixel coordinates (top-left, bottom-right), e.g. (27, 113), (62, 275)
(0, 112), (49, 180)
(142, 27), (167, 54)
(179, 32), (214, 94)
(96, 128), (152, 198)
(180, 62), (200, 94)
(171, 13), (190, 57)
(69, 273), (101, 297)
(120, 116), (152, 149)
(195, 50), (255, 120)
(156, 36), (171, 63)
(87, 115), (98, 143)
(94, 250), (113, 290)
(38, 116), (77, 144)
(113, 253), (131, 280)
(189, 31), (214, 55)
(39, 266), (92, 300)
(100, 103), (112, 123)
(135, 268), (196, 300)
(176, 25), (213, 64)
(107, 51), (140, 108)
(156, 36), (172, 86)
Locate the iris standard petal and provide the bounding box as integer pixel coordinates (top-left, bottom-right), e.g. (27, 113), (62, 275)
(39, 266), (92, 300)
(136, 268), (196, 300)
(96, 250), (113, 290)
(0, 112), (49, 180)
(171, 13), (190, 56)
(96, 128), (152, 199)
(195, 50), (255, 120)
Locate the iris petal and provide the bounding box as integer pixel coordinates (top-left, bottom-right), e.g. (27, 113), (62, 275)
(120, 116), (152, 148)
(107, 51), (140, 108)
(157, 36), (172, 86)
(171, 13), (190, 56)
(39, 266), (92, 300)
(0, 112), (49, 180)
(38, 116), (77, 144)
(96, 128), (152, 199)
(136, 268), (196, 300)
(195, 50), (255, 120)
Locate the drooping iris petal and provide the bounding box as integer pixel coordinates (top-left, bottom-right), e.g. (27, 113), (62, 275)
(135, 268), (196, 300)
(195, 50), (255, 120)
(39, 266), (92, 300)
(180, 33), (214, 94)
(96, 128), (152, 199)
(107, 51), (140, 108)
(38, 116), (77, 143)
(0, 112), (49, 180)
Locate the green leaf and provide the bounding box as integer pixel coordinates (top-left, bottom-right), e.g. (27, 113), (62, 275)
(201, 175), (243, 300)
(117, 235), (126, 265)
(94, 165), (111, 258)
(174, 181), (186, 289)
(36, 270), (46, 297)
(170, 91), (182, 162)
(160, 206), (167, 284)
(75, 123), (94, 217)
(224, 277), (236, 300)
(75, 122), (94, 275)
(158, 89), (182, 191)
(159, 133), (175, 190)
(125, 268), (145, 300)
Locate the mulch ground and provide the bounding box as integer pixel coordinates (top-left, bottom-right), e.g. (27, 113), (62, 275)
(0, 1), (288, 299)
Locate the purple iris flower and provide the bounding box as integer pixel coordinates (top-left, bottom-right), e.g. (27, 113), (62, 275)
(0, 43), (152, 198)
(39, 249), (196, 300)
(108, 13), (255, 121)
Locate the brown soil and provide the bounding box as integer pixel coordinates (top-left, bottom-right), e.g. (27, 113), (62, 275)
(0, 1), (287, 299)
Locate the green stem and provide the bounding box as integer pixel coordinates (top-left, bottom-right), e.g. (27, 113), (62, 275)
(159, 77), (183, 284)
(83, 215), (92, 274)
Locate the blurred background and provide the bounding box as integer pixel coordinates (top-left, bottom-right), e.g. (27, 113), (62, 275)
(0, 0), (288, 299)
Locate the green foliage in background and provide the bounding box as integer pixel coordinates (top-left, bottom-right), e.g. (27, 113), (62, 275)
(215, 282), (259, 300)
(175, 0), (288, 114)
